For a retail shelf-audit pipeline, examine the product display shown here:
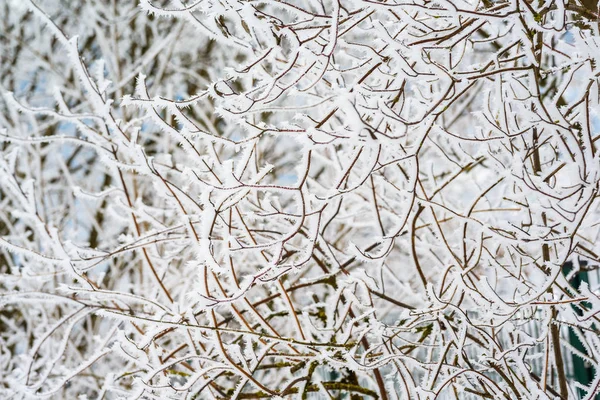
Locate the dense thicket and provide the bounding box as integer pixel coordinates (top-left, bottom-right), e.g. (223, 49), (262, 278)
(1, 0), (600, 398)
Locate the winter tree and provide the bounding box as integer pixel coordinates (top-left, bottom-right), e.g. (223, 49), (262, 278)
(1, 0), (600, 398)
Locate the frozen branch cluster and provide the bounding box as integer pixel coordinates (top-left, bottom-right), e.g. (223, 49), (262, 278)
(1, 0), (600, 398)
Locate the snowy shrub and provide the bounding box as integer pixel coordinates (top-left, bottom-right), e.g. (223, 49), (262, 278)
(1, 0), (600, 398)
